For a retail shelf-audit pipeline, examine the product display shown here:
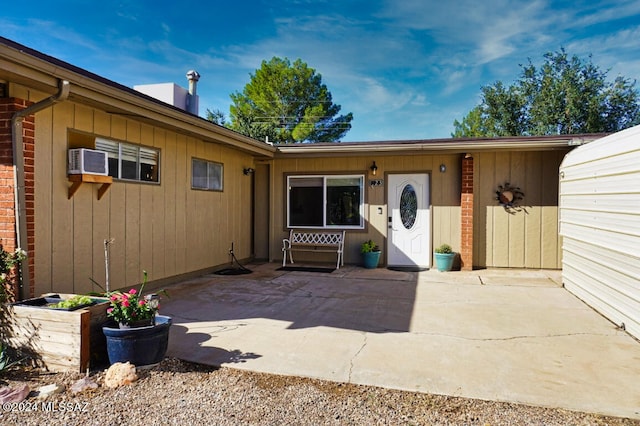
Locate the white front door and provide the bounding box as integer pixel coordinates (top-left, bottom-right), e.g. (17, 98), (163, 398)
(387, 174), (431, 268)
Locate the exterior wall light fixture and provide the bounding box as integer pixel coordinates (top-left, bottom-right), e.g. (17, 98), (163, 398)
(370, 161), (378, 176)
(243, 167), (255, 175)
(439, 164), (446, 173)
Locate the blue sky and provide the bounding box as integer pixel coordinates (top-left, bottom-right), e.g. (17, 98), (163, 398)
(2, 0), (639, 141)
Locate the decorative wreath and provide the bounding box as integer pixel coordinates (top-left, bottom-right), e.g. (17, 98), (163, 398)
(495, 182), (525, 213)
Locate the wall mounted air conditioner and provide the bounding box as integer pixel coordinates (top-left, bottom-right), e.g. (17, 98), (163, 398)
(68, 148), (108, 175)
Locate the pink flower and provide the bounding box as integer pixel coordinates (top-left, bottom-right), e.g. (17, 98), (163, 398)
(110, 294), (119, 302)
(106, 307), (113, 314)
(138, 300), (146, 306)
(122, 299), (130, 307)
(129, 289), (137, 295)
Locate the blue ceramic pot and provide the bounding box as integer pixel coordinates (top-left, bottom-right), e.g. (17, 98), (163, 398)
(434, 253), (455, 272)
(362, 251), (381, 269)
(103, 315), (172, 366)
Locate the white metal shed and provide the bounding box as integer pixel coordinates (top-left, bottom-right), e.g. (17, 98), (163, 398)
(559, 125), (640, 340)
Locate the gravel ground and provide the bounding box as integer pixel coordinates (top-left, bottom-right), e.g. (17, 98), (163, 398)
(1, 358), (638, 426)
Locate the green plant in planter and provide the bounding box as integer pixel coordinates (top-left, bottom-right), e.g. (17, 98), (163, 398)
(49, 295), (94, 310)
(434, 243), (455, 272)
(435, 244), (453, 254)
(361, 240), (380, 253)
(361, 240), (381, 269)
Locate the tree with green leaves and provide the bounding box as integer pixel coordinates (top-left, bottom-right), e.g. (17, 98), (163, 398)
(229, 57), (353, 143)
(452, 49), (640, 137)
(205, 108), (227, 126)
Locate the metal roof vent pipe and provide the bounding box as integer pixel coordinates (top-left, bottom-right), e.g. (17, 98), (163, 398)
(186, 70), (200, 115)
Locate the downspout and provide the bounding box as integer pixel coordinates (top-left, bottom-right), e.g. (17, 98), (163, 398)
(11, 79), (70, 300)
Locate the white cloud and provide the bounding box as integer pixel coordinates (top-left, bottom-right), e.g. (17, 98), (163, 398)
(2, 0), (638, 141)
(563, 0), (640, 27)
(411, 94), (429, 107)
(377, 0), (553, 65)
(358, 77), (414, 111)
(440, 70), (473, 96)
(1, 18), (98, 55)
(565, 26), (640, 81)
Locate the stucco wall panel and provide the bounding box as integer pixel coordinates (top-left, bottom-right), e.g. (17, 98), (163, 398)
(34, 101), (254, 295)
(474, 150), (568, 269)
(50, 102), (75, 293)
(33, 100), (53, 294)
(270, 154), (461, 265)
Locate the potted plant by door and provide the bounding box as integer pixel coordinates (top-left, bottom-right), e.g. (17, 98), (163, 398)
(102, 272), (171, 366)
(361, 240), (382, 269)
(434, 244), (456, 272)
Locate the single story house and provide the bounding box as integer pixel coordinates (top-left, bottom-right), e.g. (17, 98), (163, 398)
(0, 36), (604, 300)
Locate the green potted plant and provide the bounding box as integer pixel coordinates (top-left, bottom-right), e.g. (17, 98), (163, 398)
(361, 240), (381, 269)
(434, 244), (455, 272)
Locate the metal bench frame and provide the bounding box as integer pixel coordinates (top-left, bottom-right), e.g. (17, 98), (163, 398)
(282, 229), (346, 269)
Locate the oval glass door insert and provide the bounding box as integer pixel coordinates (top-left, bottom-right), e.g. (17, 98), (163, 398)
(400, 184), (417, 229)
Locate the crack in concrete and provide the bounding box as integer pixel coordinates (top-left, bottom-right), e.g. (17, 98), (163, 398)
(208, 324), (248, 333)
(411, 331), (615, 341)
(168, 314), (249, 332)
(348, 333), (367, 382)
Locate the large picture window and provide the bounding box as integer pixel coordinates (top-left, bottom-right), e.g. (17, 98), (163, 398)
(192, 158), (223, 191)
(95, 137), (159, 182)
(287, 175), (364, 229)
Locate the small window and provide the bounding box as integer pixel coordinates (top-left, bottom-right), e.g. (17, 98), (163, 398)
(192, 158), (223, 191)
(95, 137), (159, 183)
(287, 175), (364, 229)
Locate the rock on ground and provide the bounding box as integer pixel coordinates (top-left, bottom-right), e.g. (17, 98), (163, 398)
(103, 362), (138, 388)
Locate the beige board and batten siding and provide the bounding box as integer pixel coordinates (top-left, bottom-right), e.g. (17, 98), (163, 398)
(33, 98), (255, 296)
(474, 150), (569, 269)
(269, 154), (461, 265)
(559, 125), (640, 339)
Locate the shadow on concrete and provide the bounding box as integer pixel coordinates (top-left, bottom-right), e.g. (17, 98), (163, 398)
(168, 324), (262, 364)
(161, 263), (419, 334)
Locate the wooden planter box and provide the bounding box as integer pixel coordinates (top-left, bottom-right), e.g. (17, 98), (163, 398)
(4, 294), (110, 372)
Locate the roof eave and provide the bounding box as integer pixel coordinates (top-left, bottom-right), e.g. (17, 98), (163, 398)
(0, 37), (275, 158)
(274, 135), (606, 157)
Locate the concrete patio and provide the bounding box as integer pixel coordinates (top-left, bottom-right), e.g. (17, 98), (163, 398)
(161, 263), (640, 420)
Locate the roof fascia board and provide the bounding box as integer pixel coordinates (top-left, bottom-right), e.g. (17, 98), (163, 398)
(0, 56), (60, 91)
(69, 85), (274, 157)
(274, 136), (604, 157)
(0, 41), (275, 158)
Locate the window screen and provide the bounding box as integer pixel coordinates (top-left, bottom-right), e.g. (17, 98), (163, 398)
(95, 137), (159, 183)
(192, 158), (223, 191)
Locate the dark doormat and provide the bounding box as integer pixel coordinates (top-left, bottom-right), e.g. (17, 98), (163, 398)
(214, 267), (253, 275)
(387, 266), (429, 272)
(277, 266), (335, 273)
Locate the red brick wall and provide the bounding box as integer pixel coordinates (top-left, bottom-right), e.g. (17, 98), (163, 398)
(460, 156), (474, 270)
(0, 97), (35, 298)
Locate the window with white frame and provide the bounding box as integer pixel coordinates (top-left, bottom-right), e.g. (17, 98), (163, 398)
(95, 137), (159, 182)
(287, 175), (364, 229)
(191, 158), (223, 191)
